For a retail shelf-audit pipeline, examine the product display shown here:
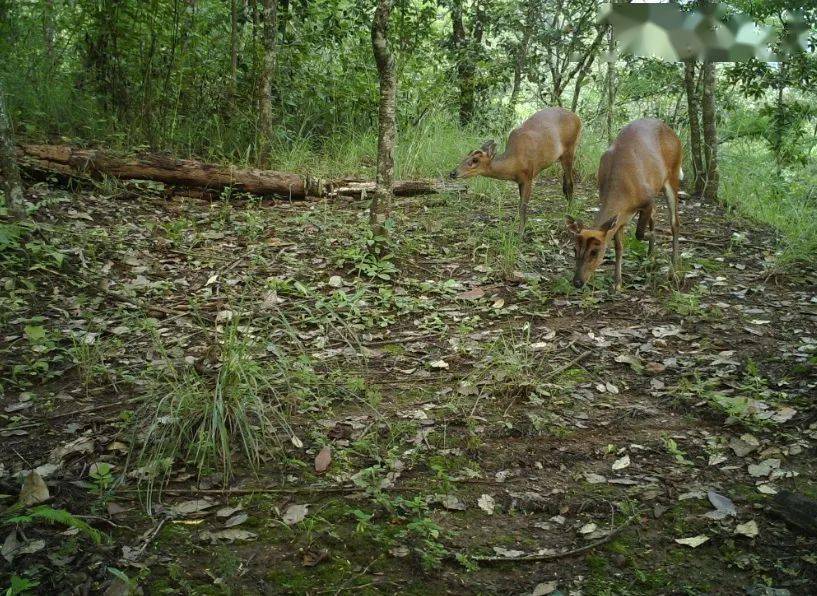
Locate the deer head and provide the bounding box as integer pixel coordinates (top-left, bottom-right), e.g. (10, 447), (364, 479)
(449, 140), (497, 179)
(565, 215), (618, 288)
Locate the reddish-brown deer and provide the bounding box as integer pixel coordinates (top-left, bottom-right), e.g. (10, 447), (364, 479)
(449, 107), (582, 233)
(565, 118), (682, 291)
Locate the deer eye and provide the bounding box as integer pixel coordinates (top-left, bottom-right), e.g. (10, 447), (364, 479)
(590, 249), (599, 258)
(470, 158), (478, 166)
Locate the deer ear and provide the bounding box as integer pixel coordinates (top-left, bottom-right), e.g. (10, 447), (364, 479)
(599, 215), (619, 234)
(481, 140), (497, 159)
(565, 215), (583, 235)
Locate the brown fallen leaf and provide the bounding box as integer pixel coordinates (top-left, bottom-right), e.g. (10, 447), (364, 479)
(302, 549), (329, 567)
(18, 471), (50, 506)
(283, 504), (309, 525)
(315, 445), (332, 474)
(106, 502), (130, 516)
(170, 497), (216, 516)
(456, 287), (486, 300)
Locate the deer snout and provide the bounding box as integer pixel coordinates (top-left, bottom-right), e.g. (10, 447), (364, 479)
(449, 170), (459, 180)
(572, 277), (585, 289)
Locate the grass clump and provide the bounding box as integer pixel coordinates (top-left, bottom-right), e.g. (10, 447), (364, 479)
(133, 318), (293, 507)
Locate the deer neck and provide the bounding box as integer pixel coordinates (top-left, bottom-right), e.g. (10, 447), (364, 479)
(485, 153), (520, 182)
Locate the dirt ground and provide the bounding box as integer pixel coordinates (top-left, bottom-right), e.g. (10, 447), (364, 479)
(1, 172), (816, 595)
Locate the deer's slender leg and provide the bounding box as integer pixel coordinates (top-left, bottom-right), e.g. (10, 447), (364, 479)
(614, 227), (624, 291)
(663, 179), (680, 265)
(518, 179), (532, 235)
(560, 151), (575, 204)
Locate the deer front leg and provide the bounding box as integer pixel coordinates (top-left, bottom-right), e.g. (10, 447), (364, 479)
(560, 154), (575, 205)
(614, 227), (624, 291)
(517, 179), (532, 235)
(663, 182), (680, 266)
(648, 213), (655, 256)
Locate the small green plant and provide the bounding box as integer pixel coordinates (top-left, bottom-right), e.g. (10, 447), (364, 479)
(160, 216), (197, 249)
(69, 336), (110, 392)
(3, 505), (105, 545)
(333, 223), (399, 280)
(665, 290), (703, 317)
(4, 576), (40, 596)
(237, 208), (267, 241)
(493, 227), (520, 278)
(663, 435), (692, 465)
(89, 462), (115, 494)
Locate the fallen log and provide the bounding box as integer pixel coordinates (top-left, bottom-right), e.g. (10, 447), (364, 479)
(771, 490), (817, 536)
(16, 144), (464, 199)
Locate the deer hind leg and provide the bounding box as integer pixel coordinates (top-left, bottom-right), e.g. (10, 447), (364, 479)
(559, 150), (575, 204)
(517, 179), (532, 235)
(613, 226), (624, 291)
(635, 204), (656, 256)
(663, 178), (680, 265)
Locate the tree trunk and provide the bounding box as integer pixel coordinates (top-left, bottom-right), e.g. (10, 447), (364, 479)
(570, 51), (598, 113)
(371, 0), (396, 239)
(606, 26), (614, 144)
(683, 59), (705, 197)
(508, 1), (536, 119)
(230, 0), (238, 96)
(451, 0), (473, 127)
(258, 0), (277, 154)
(0, 89), (26, 219)
(43, 0), (56, 60)
(773, 60), (786, 175)
(279, 0), (289, 40)
(700, 60), (718, 202)
(16, 144), (460, 199)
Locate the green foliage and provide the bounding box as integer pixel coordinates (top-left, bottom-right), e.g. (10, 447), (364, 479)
(3, 505), (105, 545)
(332, 222), (399, 280)
(719, 139), (817, 267)
(4, 576), (40, 596)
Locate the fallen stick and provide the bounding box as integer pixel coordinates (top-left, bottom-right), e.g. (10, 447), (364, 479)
(466, 513), (641, 563)
(2, 395), (144, 431)
(541, 350), (592, 381)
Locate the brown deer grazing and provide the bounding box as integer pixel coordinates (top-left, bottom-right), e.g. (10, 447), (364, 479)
(565, 118), (682, 291)
(449, 107), (582, 233)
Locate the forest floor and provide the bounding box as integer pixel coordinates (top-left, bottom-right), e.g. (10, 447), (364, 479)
(2, 171), (816, 595)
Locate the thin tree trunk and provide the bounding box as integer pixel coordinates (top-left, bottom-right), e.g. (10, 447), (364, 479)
(701, 60), (718, 202)
(230, 0), (238, 96)
(279, 0), (289, 40)
(371, 0), (396, 239)
(508, 0), (535, 118)
(606, 26), (614, 144)
(0, 89), (26, 219)
(774, 60), (786, 175)
(451, 0), (473, 127)
(570, 51), (598, 113)
(683, 59), (705, 197)
(258, 0), (277, 154)
(43, 0), (56, 60)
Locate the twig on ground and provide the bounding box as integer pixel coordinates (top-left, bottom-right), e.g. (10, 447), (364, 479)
(116, 485), (421, 497)
(130, 517), (168, 562)
(466, 513), (641, 563)
(5, 396), (145, 431)
(541, 349), (592, 381)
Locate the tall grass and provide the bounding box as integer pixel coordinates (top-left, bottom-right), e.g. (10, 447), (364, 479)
(719, 139), (817, 267)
